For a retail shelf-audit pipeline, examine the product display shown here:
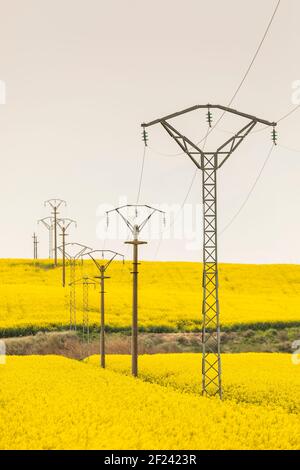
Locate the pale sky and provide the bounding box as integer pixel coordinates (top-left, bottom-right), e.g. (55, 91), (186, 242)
(0, 0), (299, 263)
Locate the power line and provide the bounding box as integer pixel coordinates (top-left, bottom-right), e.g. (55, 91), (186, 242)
(278, 143), (300, 154)
(153, 128), (210, 259)
(149, 0), (281, 158)
(227, 0), (281, 108)
(136, 146), (147, 203)
(195, 0), (281, 146)
(277, 103), (300, 123)
(219, 144), (275, 236)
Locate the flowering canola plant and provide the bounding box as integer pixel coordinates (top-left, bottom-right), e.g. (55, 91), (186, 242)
(86, 353), (300, 414)
(0, 259), (300, 334)
(0, 355), (299, 450)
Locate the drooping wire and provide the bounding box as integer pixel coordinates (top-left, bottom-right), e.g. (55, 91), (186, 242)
(195, 0), (281, 146)
(149, 0), (281, 158)
(278, 143), (300, 154)
(226, 0), (281, 108)
(153, 127), (210, 259)
(277, 103), (300, 123)
(251, 102), (300, 135)
(136, 145), (147, 204)
(219, 144), (275, 237)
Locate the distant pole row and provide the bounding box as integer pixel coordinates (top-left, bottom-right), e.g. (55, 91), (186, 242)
(36, 199), (77, 288)
(32, 200), (165, 378)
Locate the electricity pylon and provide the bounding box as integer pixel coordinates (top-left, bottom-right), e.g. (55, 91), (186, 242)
(56, 218), (77, 287)
(58, 243), (92, 330)
(44, 199), (66, 266)
(38, 217), (54, 259)
(85, 249), (124, 368)
(106, 205), (165, 377)
(142, 104), (276, 398)
(70, 276), (96, 343)
(32, 232), (38, 260)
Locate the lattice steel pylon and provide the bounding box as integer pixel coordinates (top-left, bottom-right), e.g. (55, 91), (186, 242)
(58, 243), (92, 330)
(142, 104), (276, 398)
(71, 276), (96, 343)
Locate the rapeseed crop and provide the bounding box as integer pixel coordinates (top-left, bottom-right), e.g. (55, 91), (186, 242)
(1, 259), (300, 334)
(0, 355), (299, 450)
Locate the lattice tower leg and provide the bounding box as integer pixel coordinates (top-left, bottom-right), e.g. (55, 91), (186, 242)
(201, 153), (222, 398)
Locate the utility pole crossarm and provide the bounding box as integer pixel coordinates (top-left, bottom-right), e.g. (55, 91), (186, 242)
(141, 105), (276, 171)
(85, 249), (124, 272)
(141, 104), (276, 128)
(56, 218), (77, 231)
(44, 199), (66, 210)
(58, 242), (92, 260)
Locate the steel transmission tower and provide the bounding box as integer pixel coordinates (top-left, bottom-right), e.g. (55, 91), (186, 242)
(44, 199), (66, 266)
(106, 205), (165, 377)
(56, 218), (77, 287)
(142, 104), (276, 398)
(58, 243), (92, 330)
(70, 276), (96, 343)
(85, 249), (124, 368)
(38, 217), (54, 259)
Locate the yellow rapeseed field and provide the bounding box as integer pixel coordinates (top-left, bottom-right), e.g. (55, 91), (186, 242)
(86, 353), (300, 414)
(0, 259), (300, 333)
(0, 354), (299, 450)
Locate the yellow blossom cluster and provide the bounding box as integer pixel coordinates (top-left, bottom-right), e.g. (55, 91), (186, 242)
(0, 355), (299, 450)
(86, 353), (300, 414)
(0, 259), (300, 333)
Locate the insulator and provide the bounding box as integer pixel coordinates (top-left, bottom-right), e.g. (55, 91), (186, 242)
(271, 127), (277, 145)
(163, 214), (166, 227)
(102, 251), (104, 259)
(135, 207), (138, 218)
(142, 128), (148, 146)
(206, 110), (213, 128)
(106, 213), (109, 228)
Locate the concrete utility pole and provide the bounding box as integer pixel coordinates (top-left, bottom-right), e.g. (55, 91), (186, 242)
(106, 205), (165, 377)
(142, 104), (276, 398)
(56, 218), (77, 287)
(32, 233), (38, 260)
(38, 217), (54, 259)
(44, 199), (66, 266)
(85, 249), (124, 368)
(58, 242), (92, 330)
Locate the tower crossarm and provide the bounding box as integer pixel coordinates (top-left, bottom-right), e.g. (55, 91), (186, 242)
(141, 104), (276, 128)
(161, 120), (204, 169)
(216, 120), (257, 169)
